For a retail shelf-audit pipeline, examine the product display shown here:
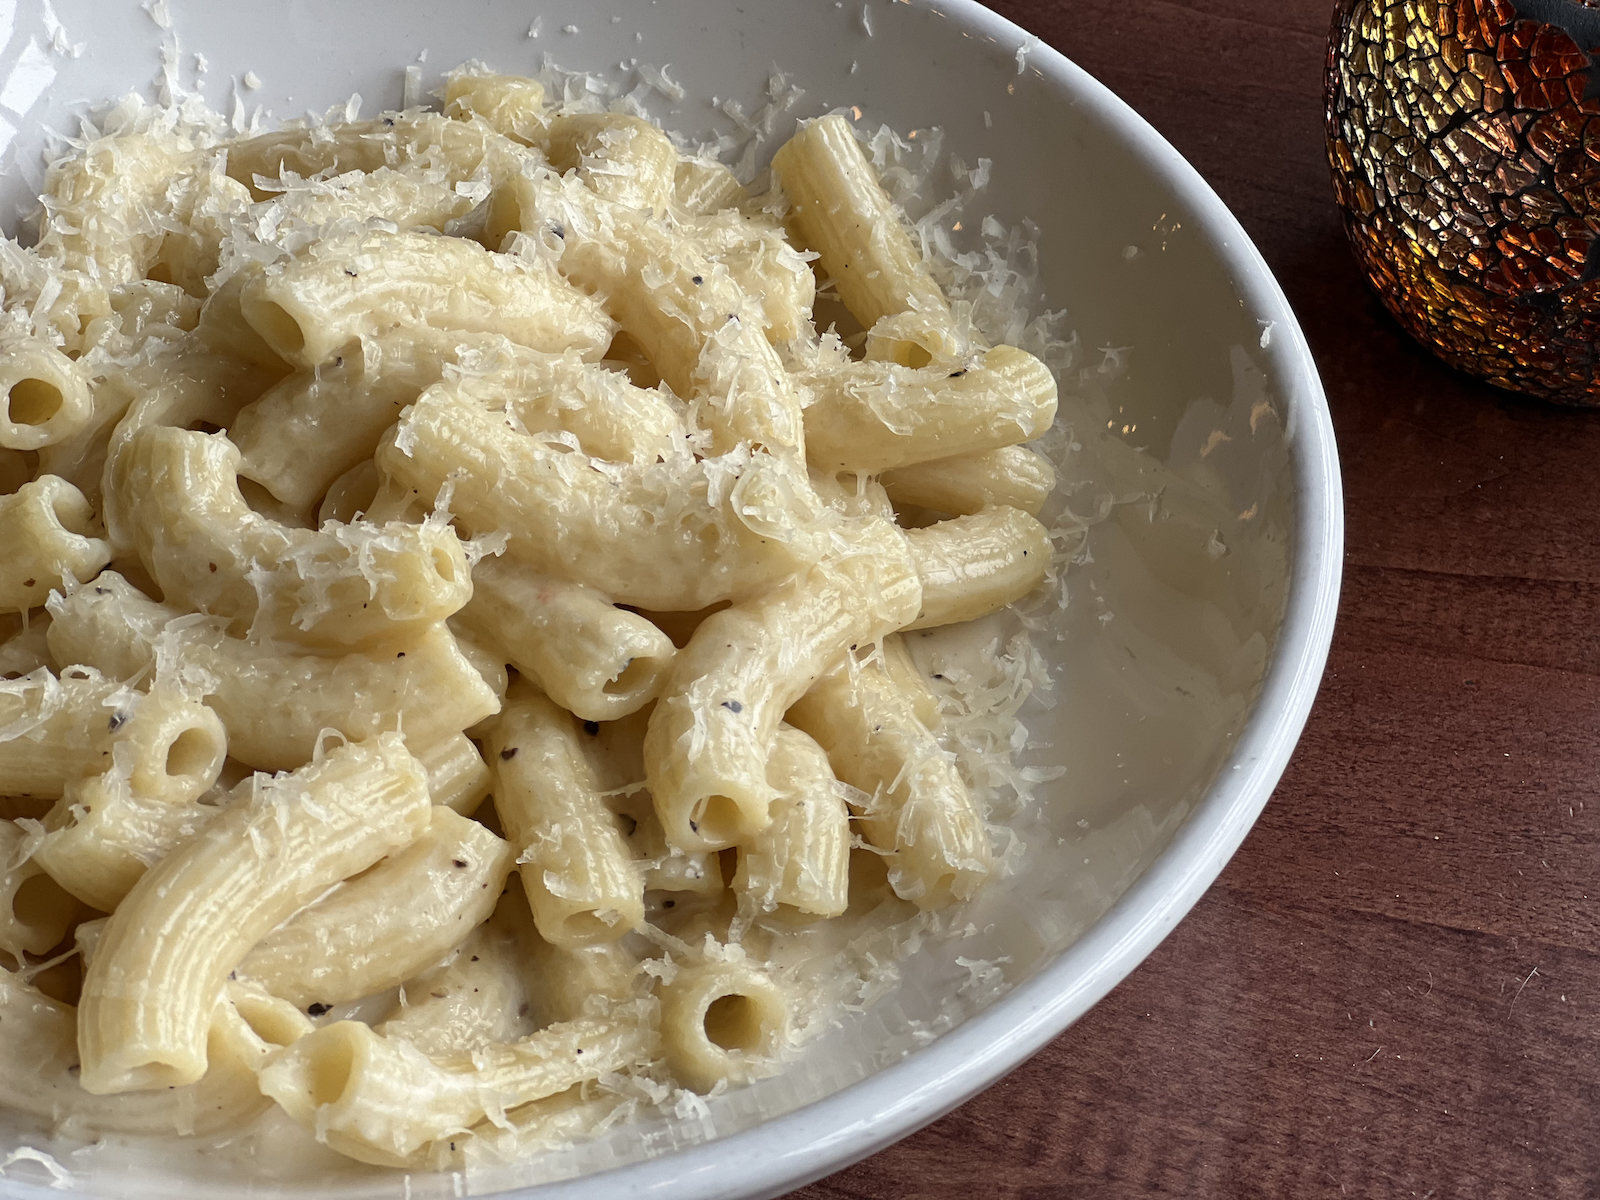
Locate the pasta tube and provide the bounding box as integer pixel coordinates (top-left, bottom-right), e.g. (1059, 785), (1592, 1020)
(377, 386), (827, 610)
(116, 426), (472, 647)
(0, 476), (112, 614)
(230, 327), (480, 511)
(377, 889), (539, 1055)
(224, 112), (528, 200)
(0, 667), (131, 799)
(416, 732), (491, 815)
(734, 725), (851, 918)
(487, 685), (645, 947)
(879, 444), (1057, 517)
(456, 556), (675, 722)
(444, 73), (548, 145)
(240, 228), (614, 369)
(799, 345), (1057, 473)
(258, 1011), (657, 1168)
(658, 957), (790, 1094)
(78, 733), (432, 1093)
(0, 330), (93, 450)
(543, 113), (678, 214)
(0, 969), (308, 1137)
(644, 516), (921, 852)
(673, 156), (746, 214)
(772, 114), (956, 362)
(680, 209), (817, 342)
(34, 687), (229, 912)
(46, 574), (500, 772)
(237, 806), (513, 1009)
(0, 820), (88, 959)
(788, 657), (992, 909)
(904, 505), (1052, 629)
(491, 169), (803, 454)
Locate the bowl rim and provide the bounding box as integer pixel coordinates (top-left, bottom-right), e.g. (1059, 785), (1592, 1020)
(0, 1), (1342, 1195)
(504, 2), (1344, 1197)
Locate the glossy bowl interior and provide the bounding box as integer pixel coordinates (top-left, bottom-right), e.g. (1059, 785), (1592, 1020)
(0, 1), (1341, 1197)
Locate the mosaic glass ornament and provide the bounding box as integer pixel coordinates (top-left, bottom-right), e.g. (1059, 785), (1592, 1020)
(1326, 0), (1600, 403)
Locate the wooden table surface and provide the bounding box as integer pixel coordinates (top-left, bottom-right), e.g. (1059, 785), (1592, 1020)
(793, 0), (1600, 1195)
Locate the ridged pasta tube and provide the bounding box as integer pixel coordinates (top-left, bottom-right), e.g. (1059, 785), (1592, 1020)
(491, 169), (804, 455)
(673, 156), (746, 214)
(0, 820), (89, 958)
(800, 345), (1057, 473)
(45, 573), (500, 772)
(34, 687), (229, 912)
(904, 506), (1052, 629)
(416, 732), (491, 815)
(377, 386), (828, 610)
(225, 112), (530, 197)
(444, 350), (685, 465)
(0, 667), (131, 799)
(772, 114), (956, 363)
(240, 228), (615, 369)
(258, 1010), (658, 1168)
(0, 969), (308, 1137)
(787, 658), (991, 909)
(543, 113), (678, 214)
(456, 556), (676, 723)
(33, 129), (200, 342)
(0, 331), (93, 450)
(658, 957), (790, 1094)
(444, 73), (548, 145)
(486, 686), (645, 947)
(116, 426), (472, 647)
(644, 516), (921, 852)
(0, 477), (111, 614)
(231, 328), (479, 511)
(97, 342), (288, 551)
(377, 889), (540, 1055)
(680, 209), (817, 343)
(880, 444), (1057, 517)
(734, 725), (851, 918)
(77, 733), (432, 1093)
(237, 806), (513, 1009)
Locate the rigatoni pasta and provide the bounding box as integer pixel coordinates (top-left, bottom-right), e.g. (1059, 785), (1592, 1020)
(0, 56), (1069, 1176)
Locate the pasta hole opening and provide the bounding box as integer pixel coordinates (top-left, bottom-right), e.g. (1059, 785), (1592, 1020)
(430, 545), (458, 584)
(702, 992), (764, 1054)
(7, 379), (63, 427)
(12, 872), (71, 935)
(308, 1033), (358, 1107)
(235, 997), (305, 1048)
(691, 794), (742, 846)
(48, 489), (94, 538)
(164, 728), (218, 782)
(897, 343), (933, 369)
(602, 656), (657, 696)
(557, 911), (616, 944)
(250, 302), (306, 358)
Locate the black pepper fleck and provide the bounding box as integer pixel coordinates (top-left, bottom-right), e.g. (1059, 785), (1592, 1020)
(453, 858), (468, 868)
(500, 747), (518, 760)
(692, 275), (703, 285)
(307, 1002), (331, 1017)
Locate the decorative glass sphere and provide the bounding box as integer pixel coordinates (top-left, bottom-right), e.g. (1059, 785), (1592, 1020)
(1326, 0), (1600, 403)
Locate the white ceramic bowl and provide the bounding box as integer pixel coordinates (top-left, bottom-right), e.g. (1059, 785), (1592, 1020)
(0, 1), (1341, 1197)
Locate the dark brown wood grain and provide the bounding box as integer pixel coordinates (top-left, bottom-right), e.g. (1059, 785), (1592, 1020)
(791, 1), (1600, 1196)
